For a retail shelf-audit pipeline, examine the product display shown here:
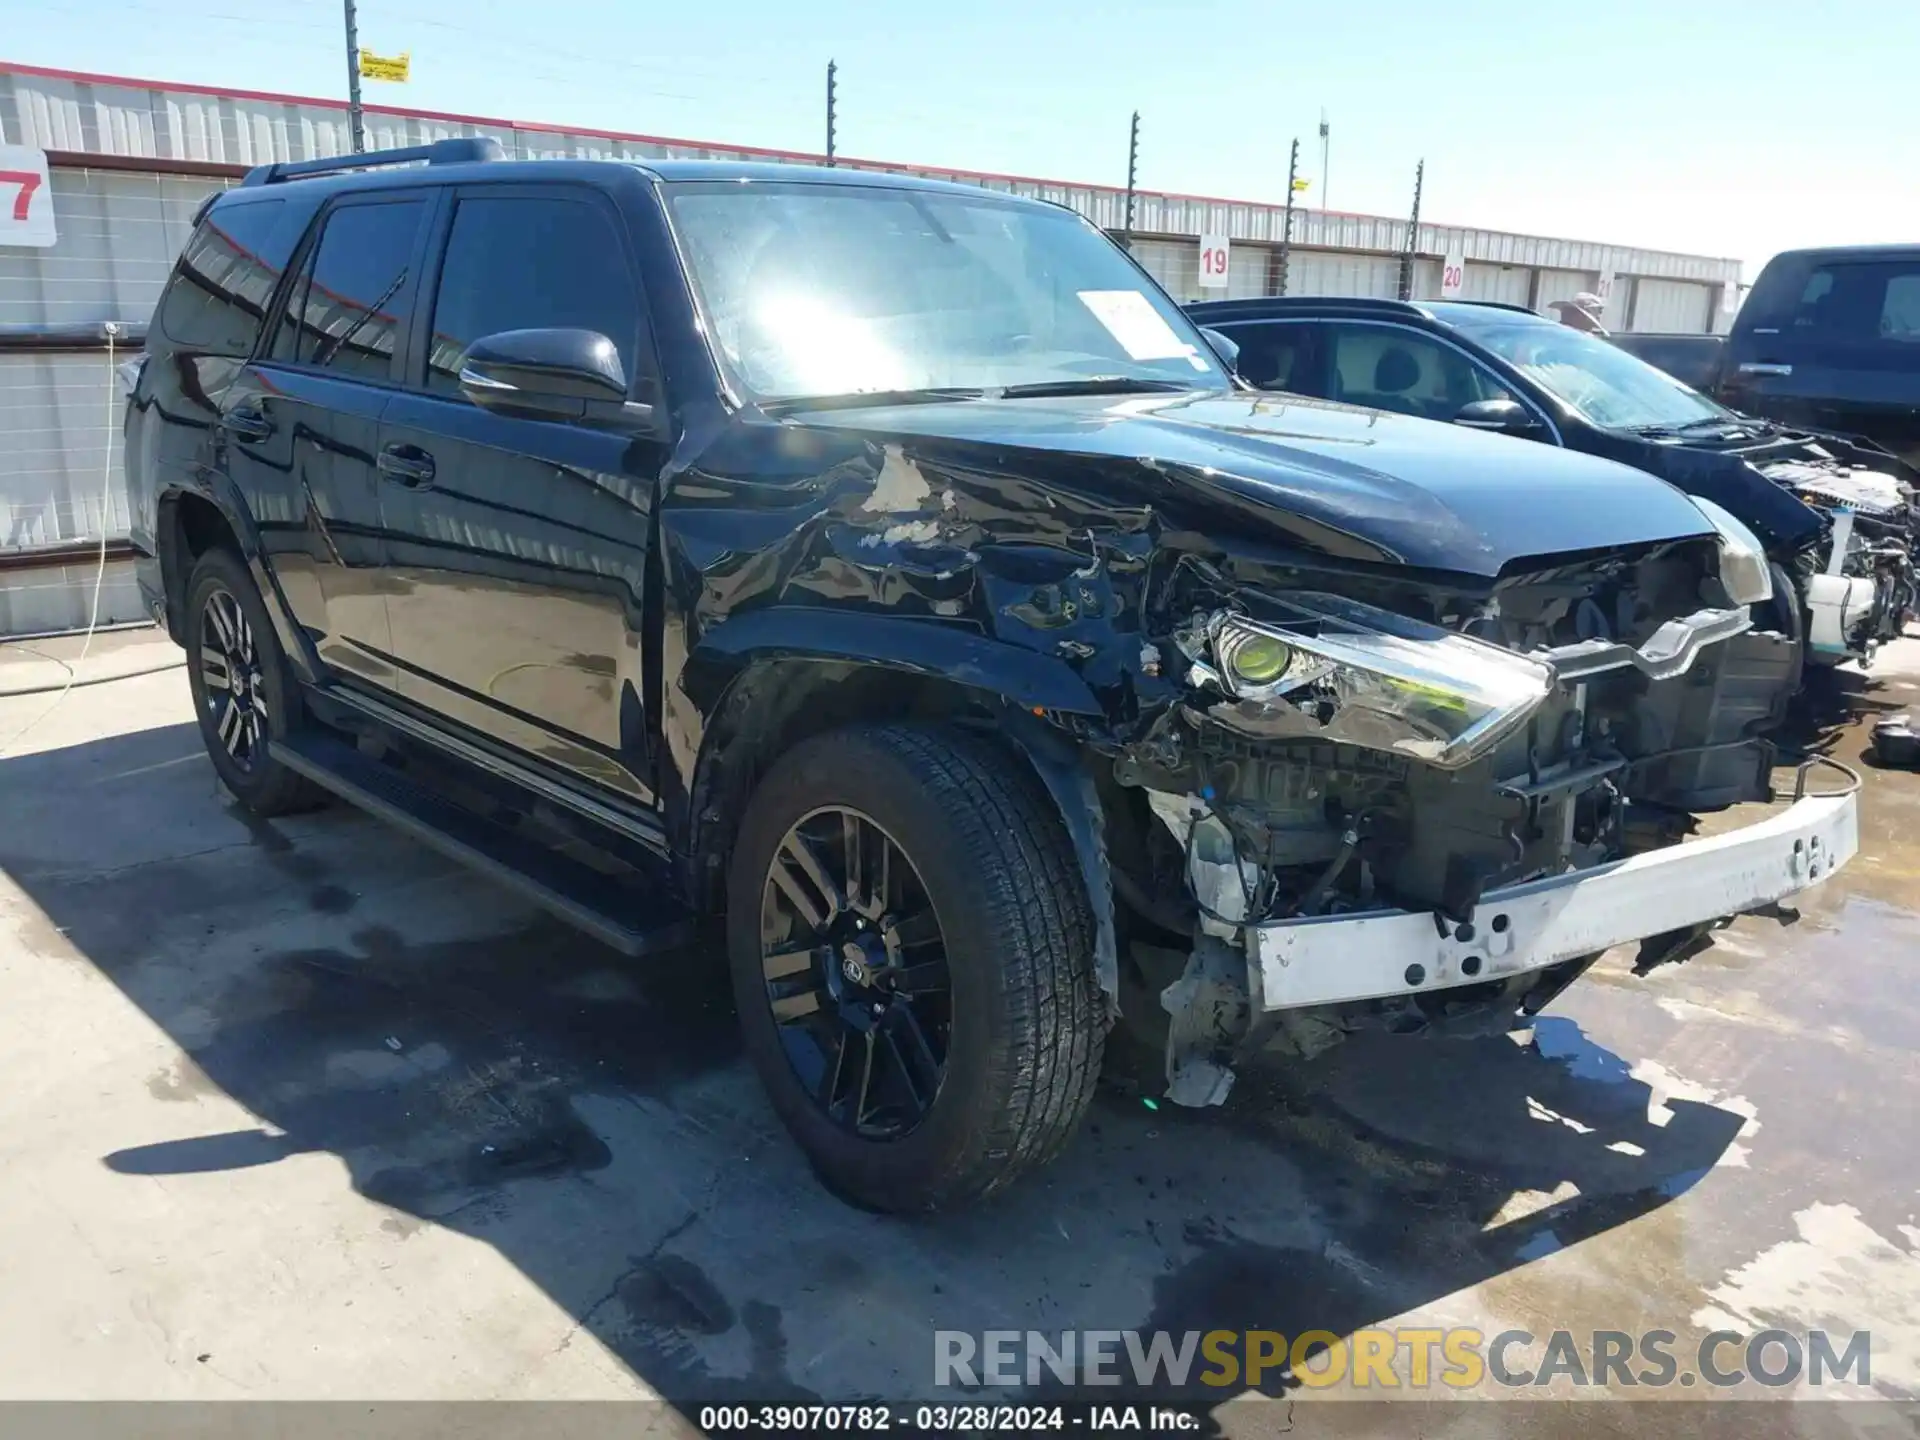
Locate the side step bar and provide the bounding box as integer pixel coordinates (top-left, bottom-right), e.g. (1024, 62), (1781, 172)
(269, 732), (697, 957)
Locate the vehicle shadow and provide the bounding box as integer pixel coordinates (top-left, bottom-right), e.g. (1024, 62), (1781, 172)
(1774, 664), (1904, 762)
(0, 721), (1749, 1410)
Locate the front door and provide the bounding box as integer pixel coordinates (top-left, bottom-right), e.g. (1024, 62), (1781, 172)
(375, 184), (665, 806)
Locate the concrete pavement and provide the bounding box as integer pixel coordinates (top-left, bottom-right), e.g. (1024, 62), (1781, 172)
(1, 626), (1917, 1430)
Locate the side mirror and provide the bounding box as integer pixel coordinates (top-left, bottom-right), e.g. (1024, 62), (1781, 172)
(1454, 398), (1539, 436)
(458, 328), (654, 427)
(1198, 327), (1241, 373)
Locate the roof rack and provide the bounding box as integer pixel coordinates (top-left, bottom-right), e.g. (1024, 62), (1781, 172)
(241, 136), (506, 188)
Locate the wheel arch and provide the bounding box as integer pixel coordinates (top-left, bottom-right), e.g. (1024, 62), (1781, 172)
(682, 633), (1118, 1007)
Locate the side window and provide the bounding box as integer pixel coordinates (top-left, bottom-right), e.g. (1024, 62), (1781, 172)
(1326, 325), (1510, 422)
(423, 194), (641, 396)
(272, 199), (426, 382)
(1778, 261), (1920, 347)
(157, 199), (290, 356)
(1879, 273), (1920, 343)
(1227, 323), (1326, 395)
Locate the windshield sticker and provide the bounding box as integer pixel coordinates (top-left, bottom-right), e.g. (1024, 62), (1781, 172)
(1077, 290), (1201, 364)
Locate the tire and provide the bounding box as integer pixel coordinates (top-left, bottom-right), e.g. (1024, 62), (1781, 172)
(726, 723), (1104, 1212)
(182, 547), (324, 817)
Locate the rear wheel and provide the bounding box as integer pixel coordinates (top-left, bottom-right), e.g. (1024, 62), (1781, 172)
(183, 547), (323, 817)
(727, 723), (1104, 1212)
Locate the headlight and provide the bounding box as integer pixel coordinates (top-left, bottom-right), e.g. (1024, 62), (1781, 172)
(1203, 596), (1554, 769)
(1692, 497), (1773, 606)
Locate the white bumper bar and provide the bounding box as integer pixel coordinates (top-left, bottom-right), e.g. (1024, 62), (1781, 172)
(1251, 790), (1858, 1011)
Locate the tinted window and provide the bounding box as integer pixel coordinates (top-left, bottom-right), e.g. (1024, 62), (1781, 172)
(425, 195), (641, 394)
(1219, 323), (1319, 393)
(274, 200), (425, 381)
(1325, 324), (1510, 421)
(1765, 260), (1920, 346)
(158, 199), (289, 355)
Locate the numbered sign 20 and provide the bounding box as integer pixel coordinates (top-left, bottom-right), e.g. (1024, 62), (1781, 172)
(0, 144), (56, 249)
(1440, 252), (1466, 299)
(1198, 233), (1230, 289)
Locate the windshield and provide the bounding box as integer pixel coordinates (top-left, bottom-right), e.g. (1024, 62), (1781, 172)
(1457, 318), (1732, 430)
(664, 181), (1229, 403)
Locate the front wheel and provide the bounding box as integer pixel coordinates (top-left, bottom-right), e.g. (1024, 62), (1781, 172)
(726, 723), (1104, 1212)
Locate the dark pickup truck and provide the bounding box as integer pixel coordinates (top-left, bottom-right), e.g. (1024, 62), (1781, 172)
(126, 141), (1857, 1211)
(1611, 245), (1920, 470)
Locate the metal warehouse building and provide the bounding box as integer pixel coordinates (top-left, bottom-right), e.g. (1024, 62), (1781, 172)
(0, 59), (1744, 636)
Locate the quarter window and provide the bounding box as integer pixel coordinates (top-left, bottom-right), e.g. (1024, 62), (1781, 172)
(157, 200), (290, 356)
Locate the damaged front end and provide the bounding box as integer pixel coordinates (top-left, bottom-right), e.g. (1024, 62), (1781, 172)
(1088, 535), (1858, 1106)
(1754, 451), (1919, 666)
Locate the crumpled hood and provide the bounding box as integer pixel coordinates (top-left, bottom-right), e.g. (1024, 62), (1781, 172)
(791, 390), (1714, 577)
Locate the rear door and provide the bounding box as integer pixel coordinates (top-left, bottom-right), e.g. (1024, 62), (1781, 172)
(230, 191), (433, 689)
(375, 183), (666, 807)
(1726, 254), (1920, 466)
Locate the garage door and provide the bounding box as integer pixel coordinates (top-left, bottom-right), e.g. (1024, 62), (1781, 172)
(1534, 268), (1595, 317)
(1630, 279), (1714, 334)
(1289, 250), (1401, 299)
(1460, 262), (1531, 306)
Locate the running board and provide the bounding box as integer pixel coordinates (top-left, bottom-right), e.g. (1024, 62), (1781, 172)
(269, 732), (696, 957)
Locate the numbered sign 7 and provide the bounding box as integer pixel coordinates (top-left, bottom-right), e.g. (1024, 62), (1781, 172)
(0, 145), (57, 248)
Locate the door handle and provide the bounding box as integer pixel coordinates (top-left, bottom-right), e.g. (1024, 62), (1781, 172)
(1738, 362), (1793, 377)
(223, 405), (273, 442)
(377, 443), (437, 487)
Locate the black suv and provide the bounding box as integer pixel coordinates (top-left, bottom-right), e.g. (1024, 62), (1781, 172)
(1189, 295), (1917, 670)
(127, 141), (1855, 1211)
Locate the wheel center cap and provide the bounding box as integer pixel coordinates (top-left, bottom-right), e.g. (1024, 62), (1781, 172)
(839, 943), (876, 987)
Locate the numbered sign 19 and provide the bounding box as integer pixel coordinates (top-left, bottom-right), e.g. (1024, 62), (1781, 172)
(1198, 233), (1230, 290)
(1440, 252), (1466, 299)
(0, 144), (56, 249)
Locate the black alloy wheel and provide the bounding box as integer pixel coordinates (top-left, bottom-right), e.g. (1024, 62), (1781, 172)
(182, 546), (324, 817)
(759, 805), (951, 1138)
(198, 584), (269, 770)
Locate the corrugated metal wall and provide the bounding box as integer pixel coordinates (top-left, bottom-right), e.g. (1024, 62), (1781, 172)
(1289, 251), (1403, 299)
(1534, 267), (1595, 316)
(0, 166), (232, 327)
(1632, 278), (1714, 334)
(1460, 262), (1532, 306)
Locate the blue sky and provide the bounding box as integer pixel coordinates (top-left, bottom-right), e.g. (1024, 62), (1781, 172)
(7, 0), (1914, 278)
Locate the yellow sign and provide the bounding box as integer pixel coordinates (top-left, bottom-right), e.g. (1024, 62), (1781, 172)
(1292, 176), (1311, 192)
(358, 50), (411, 83)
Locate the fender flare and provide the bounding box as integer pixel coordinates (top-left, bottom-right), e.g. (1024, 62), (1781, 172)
(683, 608), (1119, 1006)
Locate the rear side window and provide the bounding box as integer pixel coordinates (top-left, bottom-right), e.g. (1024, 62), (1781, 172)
(1751, 258), (1920, 348)
(1219, 322), (1320, 393)
(423, 194), (641, 395)
(157, 199), (290, 355)
(273, 199), (426, 382)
